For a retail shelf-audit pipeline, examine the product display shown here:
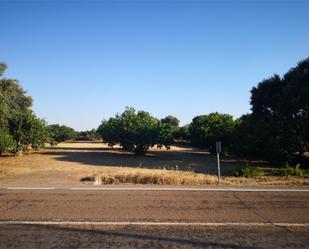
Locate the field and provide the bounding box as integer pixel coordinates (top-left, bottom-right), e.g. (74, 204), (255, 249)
(0, 142), (308, 186)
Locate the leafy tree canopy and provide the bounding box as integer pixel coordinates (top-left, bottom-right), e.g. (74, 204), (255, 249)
(0, 62), (47, 154)
(189, 112), (235, 153)
(97, 107), (173, 154)
(235, 57), (309, 165)
(161, 115), (180, 127)
(46, 124), (77, 144)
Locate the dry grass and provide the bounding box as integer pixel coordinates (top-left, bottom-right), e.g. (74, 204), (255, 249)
(82, 171), (309, 186)
(98, 170), (218, 185)
(0, 142), (308, 186)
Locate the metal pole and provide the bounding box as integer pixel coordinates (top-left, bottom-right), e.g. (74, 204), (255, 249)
(217, 152), (221, 185)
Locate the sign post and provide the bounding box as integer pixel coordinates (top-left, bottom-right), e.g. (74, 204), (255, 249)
(216, 141), (221, 185)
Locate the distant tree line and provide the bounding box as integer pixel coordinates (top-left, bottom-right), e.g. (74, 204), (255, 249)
(1, 58), (308, 165)
(75, 129), (100, 141)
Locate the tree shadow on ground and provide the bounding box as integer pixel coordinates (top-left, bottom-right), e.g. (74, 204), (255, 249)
(40, 145), (245, 176)
(4, 224), (260, 249)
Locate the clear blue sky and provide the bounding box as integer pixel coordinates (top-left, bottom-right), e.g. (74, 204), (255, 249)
(1, 1), (308, 131)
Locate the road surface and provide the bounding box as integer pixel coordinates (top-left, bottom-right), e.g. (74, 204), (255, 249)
(0, 186), (308, 248)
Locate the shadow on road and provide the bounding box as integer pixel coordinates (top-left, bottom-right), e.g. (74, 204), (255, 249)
(0, 224), (261, 249)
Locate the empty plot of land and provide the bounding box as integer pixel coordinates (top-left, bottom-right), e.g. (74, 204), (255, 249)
(0, 142), (308, 186)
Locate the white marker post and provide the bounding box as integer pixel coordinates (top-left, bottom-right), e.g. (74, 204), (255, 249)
(216, 141), (221, 185)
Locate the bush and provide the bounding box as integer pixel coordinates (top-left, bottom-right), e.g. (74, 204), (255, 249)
(275, 164), (308, 178)
(233, 164), (262, 178)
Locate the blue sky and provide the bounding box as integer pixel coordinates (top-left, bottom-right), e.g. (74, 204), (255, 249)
(1, 1), (309, 131)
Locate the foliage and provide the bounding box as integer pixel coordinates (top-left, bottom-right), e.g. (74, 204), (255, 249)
(0, 70), (33, 130)
(8, 111), (47, 152)
(46, 124), (77, 144)
(161, 115), (180, 127)
(232, 114), (260, 157)
(0, 63), (7, 76)
(97, 107), (174, 154)
(76, 129), (100, 141)
(233, 57), (309, 165)
(233, 164), (262, 178)
(274, 164), (308, 178)
(174, 124), (191, 140)
(0, 62), (47, 154)
(160, 115), (180, 144)
(0, 128), (16, 154)
(189, 112), (235, 153)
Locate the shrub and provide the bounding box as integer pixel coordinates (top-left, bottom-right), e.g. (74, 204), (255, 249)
(275, 164), (308, 178)
(233, 164), (262, 178)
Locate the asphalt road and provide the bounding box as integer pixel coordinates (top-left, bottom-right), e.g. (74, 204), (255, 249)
(0, 187), (309, 249)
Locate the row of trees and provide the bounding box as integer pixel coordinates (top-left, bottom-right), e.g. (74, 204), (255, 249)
(182, 58), (308, 165)
(97, 58), (309, 165)
(1, 57), (308, 165)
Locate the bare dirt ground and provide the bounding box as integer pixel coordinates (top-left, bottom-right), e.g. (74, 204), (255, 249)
(0, 142), (308, 186)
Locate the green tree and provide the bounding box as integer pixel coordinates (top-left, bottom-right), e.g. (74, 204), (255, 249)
(234, 57), (309, 165)
(232, 114), (260, 157)
(8, 112), (47, 155)
(161, 115), (180, 127)
(189, 112), (235, 153)
(0, 63), (7, 76)
(76, 129), (100, 141)
(46, 124), (77, 144)
(0, 64), (32, 130)
(97, 107), (172, 154)
(0, 62), (47, 154)
(0, 128), (15, 155)
(174, 124), (191, 140)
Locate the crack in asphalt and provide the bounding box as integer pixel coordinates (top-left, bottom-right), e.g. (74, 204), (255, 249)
(232, 191), (292, 233)
(6, 199), (24, 211)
